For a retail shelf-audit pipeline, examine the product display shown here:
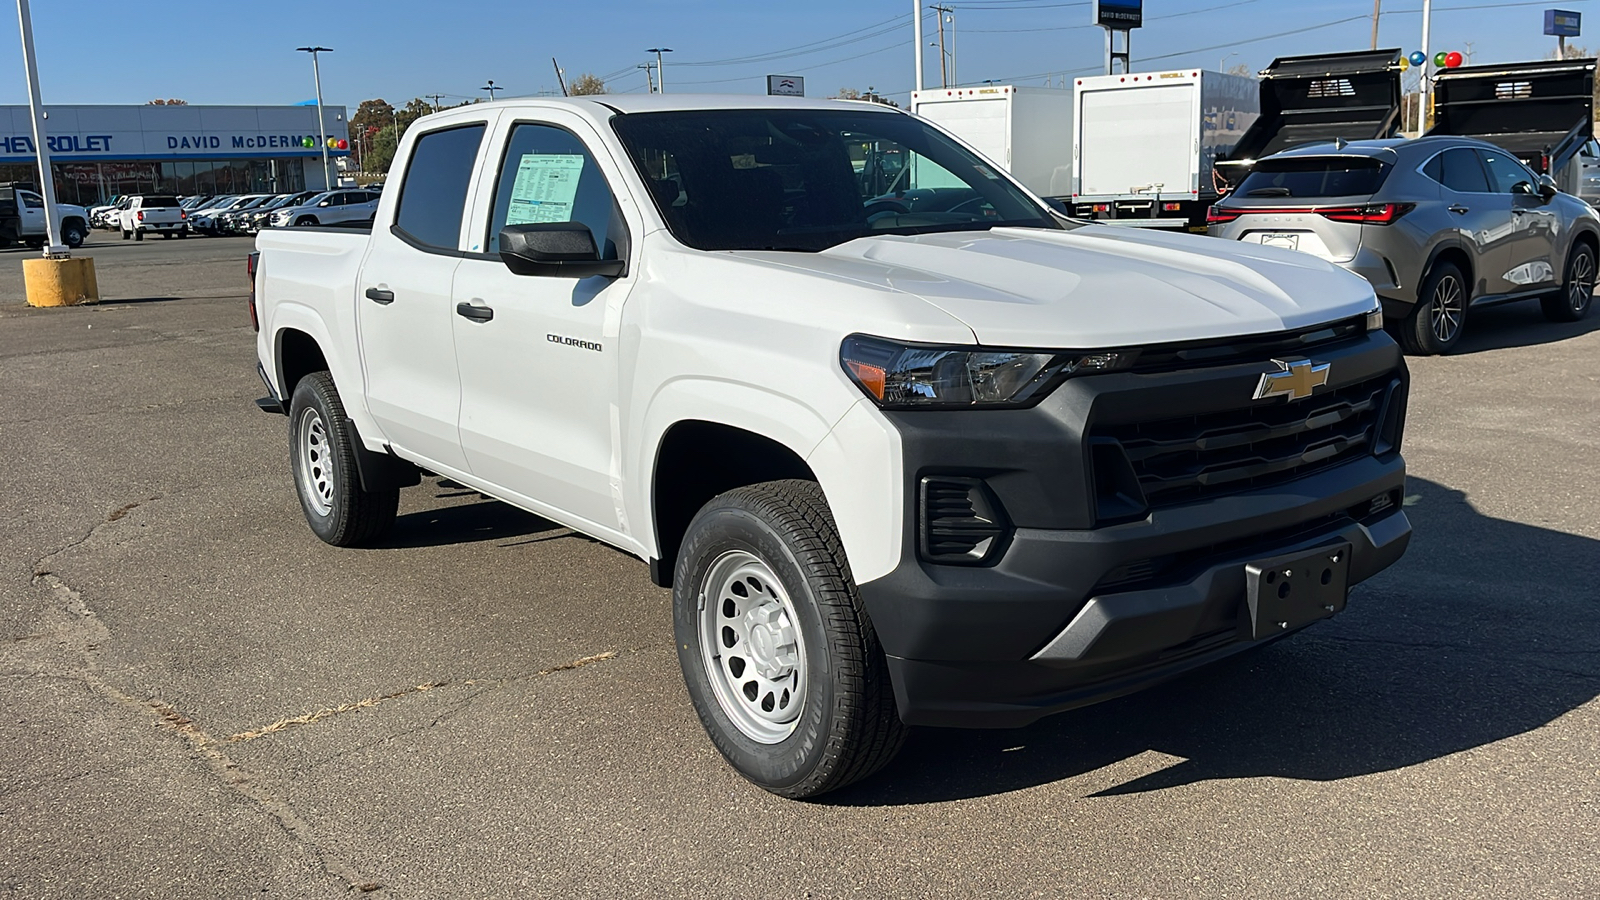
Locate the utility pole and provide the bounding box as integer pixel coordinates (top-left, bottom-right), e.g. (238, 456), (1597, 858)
(638, 62), (656, 93)
(913, 0), (925, 93)
(552, 58), (569, 97)
(647, 48), (673, 93)
(296, 46), (333, 190)
(16, 0), (63, 255)
(932, 4), (952, 88)
(1370, 0), (1381, 51)
(426, 93), (444, 112)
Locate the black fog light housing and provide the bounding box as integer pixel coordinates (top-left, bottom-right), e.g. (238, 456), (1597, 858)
(919, 476), (1009, 565)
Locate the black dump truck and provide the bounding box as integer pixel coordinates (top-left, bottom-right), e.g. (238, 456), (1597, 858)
(1424, 57), (1597, 193)
(1214, 49), (1405, 192)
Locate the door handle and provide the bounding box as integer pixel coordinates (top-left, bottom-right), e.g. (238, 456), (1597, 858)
(365, 287), (394, 304)
(1448, 205), (1469, 215)
(456, 301), (494, 322)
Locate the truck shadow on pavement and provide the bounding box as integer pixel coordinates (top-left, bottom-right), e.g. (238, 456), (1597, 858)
(830, 476), (1600, 805)
(379, 498), (564, 550)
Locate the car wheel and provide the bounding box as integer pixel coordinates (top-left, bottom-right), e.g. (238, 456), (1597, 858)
(120, 229), (130, 241)
(1402, 261), (1468, 355)
(161, 231), (172, 240)
(1542, 241), (1595, 322)
(287, 372), (399, 547)
(134, 229), (143, 242)
(62, 222), (86, 248)
(294, 215), (318, 227)
(673, 479), (906, 799)
(24, 239), (43, 250)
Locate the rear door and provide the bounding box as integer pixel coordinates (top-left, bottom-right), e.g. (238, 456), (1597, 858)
(1079, 82), (1194, 196)
(1480, 147), (1558, 290)
(357, 118), (492, 474)
(1426, 147), (1510, 295)
(449, 114), (639, 539)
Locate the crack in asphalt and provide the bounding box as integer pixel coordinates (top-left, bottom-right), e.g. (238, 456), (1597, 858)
(30, 495), (162, 579)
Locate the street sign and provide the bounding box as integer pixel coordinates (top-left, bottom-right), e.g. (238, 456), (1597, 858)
(1093, 0), (1142, 29)
(1545, 9), (1582, 37)
(767, 75), (805, 97)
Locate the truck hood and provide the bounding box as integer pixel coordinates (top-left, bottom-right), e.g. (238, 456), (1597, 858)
(739, 225), (1378, 348)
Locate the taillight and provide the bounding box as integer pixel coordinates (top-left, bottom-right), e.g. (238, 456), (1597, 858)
(137, 210), (144, 221)
(1317, 203), (1415, 225)
(1162, 202), (1182, 211)
(1206, 206), (1242, 225)
(247, 252), (261, 332)
(180, 211), (187, 219)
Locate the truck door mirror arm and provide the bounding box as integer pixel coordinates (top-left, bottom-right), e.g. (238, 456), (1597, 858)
(499, 223), (626, 278)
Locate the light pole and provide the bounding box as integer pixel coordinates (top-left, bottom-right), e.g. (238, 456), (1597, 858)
(15, 0), (63, 255)
(1419, 0), (1432, 128)
(482, 80), (501, 101)
(647, 48), (673, 93)
(296, 46), (333, 190)
(913, 0), (925, 93)
(1221, 51), (1238, 72)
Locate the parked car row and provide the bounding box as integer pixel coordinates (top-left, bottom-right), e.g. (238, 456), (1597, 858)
(86, 188), (384, 239)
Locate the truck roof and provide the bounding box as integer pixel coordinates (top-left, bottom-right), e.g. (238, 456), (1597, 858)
(430, 93), (906, 118)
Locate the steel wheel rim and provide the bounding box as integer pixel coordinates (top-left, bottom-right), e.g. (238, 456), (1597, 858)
(295, 407), (336, 518)
(698, 549), (808, 744)
(1430, 275), (1464, 343)
(1569, 250), (1594, 313)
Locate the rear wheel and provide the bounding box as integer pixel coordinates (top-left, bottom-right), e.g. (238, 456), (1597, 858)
(1401, 261), (1467, 355)
(134, 228), (143, 242)
(1542, 241), (1595, 322)
(287, 372), (399, 547)
(120, 229), (130, 241)
(674, 480), (905, 799)
(294, 215), (318, 227)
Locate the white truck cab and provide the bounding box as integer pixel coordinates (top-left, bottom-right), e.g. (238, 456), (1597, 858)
(252, 95), (1411, 798)
(0, 184), (90, 248)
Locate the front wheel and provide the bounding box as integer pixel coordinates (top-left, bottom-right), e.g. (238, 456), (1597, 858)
(294, 215), (318, 227)
(287, 372), (398, 547)
(1543, 241), (1595, 322)
(62, 223), (86, 248)
(673, 480), (905, 799)
(1401, 261), (1468, 355)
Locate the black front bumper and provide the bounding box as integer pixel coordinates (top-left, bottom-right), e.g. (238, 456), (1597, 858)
(856, 330), (1412, 728)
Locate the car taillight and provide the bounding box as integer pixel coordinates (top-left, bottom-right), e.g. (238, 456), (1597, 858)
(1317, 203), (1415, 225)
(180, 211), (187, 219)
(137, 210), (144, 221)
(1206, 206), (1242, 225)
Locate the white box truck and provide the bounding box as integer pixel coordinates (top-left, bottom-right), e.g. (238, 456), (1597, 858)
(1071, 69), (1258, 229)
(911, 85), (1074, 198)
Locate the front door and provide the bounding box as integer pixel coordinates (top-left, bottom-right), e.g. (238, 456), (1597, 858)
(451, 117), (638, 538)
(18, 191), (45, 236)
(356, 120), (492, 474)
(1479, 148), (1558, 291)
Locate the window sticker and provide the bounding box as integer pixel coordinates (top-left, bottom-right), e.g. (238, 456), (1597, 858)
(506, 153), (585, 225)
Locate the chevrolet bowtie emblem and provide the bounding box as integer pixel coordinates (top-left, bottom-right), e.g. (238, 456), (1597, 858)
(1253, 358), (1330, 402)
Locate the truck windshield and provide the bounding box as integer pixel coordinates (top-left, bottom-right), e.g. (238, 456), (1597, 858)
(610, 108), (1058, 252)
(1235, 156), (1391, 199)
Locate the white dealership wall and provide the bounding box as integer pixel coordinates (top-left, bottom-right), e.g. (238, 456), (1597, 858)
(0, 104), (351, 201)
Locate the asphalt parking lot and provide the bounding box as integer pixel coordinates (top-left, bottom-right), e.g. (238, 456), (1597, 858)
(1, 232), (1597, 899)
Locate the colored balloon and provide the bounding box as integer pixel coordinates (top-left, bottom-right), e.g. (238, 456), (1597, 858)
(1445, 51), (1463, 68)
(302, 137), (315, 148)
(1399, 57), (1410, 72)
(337, 139), (349, 150)
(1409, 50), (1426, 66)
(1433, 51), (1448, 68)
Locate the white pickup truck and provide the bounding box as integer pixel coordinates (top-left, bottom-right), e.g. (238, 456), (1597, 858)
(252, 95), (1412, 798)
(116, 194), (187, 240)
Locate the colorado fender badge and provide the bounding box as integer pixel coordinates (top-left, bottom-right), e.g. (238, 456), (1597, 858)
(1253, 358), (1330, 402)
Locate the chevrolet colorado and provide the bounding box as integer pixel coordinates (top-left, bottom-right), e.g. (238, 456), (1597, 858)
(251, 95), (1411, 798)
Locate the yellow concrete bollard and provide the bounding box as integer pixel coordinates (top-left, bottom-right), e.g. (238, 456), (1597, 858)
(22, 256), (99, 307)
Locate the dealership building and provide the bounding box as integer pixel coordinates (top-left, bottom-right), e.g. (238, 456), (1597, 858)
(0, 103), (351, 206)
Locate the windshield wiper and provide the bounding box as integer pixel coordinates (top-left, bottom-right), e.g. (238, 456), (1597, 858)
(1246, 187), (1293, 197)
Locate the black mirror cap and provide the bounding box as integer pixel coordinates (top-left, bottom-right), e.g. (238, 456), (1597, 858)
(499, 222), (626, 278)
(1538, 174), (1560, 200)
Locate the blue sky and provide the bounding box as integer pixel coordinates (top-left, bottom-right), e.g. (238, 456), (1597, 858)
(0, 0), (1591, 109)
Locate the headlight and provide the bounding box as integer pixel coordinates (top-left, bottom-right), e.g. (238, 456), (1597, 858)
(1365, 306), (1385, 332)
(840, 335), (1129, 409)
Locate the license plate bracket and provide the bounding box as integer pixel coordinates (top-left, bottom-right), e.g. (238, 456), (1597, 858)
(1257, 232), (1300, 250)
(1244, 543), (1352, 640)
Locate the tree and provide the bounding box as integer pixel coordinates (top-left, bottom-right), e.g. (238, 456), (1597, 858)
(365, 124), (401, 175)
(570, 73), (607, 95)
(349, 98), (395, 146)
(1226, 63), (1255, 78)
(835, 88), (900, 108)
(147, 99), (188, 105)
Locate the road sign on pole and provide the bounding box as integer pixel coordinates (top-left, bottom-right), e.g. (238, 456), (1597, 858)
(1093, 0), (1141, 74)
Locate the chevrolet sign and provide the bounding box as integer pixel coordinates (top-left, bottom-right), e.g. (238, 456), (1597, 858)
(1253, 359), (1331, 402)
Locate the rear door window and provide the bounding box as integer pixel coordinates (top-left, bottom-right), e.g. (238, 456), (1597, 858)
(1235, 157), (1390, 198)
(395, 123), (488, 250)
(1425, 148), (1491, 194)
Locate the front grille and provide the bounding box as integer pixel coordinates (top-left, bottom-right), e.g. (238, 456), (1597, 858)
(1100, 374), (1398, 507)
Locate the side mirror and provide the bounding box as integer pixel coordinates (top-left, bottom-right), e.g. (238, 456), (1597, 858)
(1041, 197), (1071, 216)
(318, 200), (331, 207)
(1538, 174), (1559, 200)
(499, 223), (625, 278)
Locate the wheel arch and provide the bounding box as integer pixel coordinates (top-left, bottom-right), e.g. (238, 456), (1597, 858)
(1421, 241), (1475, 301)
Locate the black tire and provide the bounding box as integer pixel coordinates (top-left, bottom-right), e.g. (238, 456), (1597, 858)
(673, 479), (905, 799)
(62, 221), (86, 249)
(161, 231), (172, 240)
(120, 229), (130, 241)
(1543, 241), (1595, 323)
(294, 215), (318, 227)
(177, 230), (187, 239)
(286, 372), (399, 547)
(24, 239), (43, 250)
(134, 229), (143, 242)
(1401, 261), (1468, 355)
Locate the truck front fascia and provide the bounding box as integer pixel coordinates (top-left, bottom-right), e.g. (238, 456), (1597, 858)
(853, 330), (1412, 727)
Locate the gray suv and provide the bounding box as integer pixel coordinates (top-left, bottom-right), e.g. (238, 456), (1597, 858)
(1208, 136), (1600, 353)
